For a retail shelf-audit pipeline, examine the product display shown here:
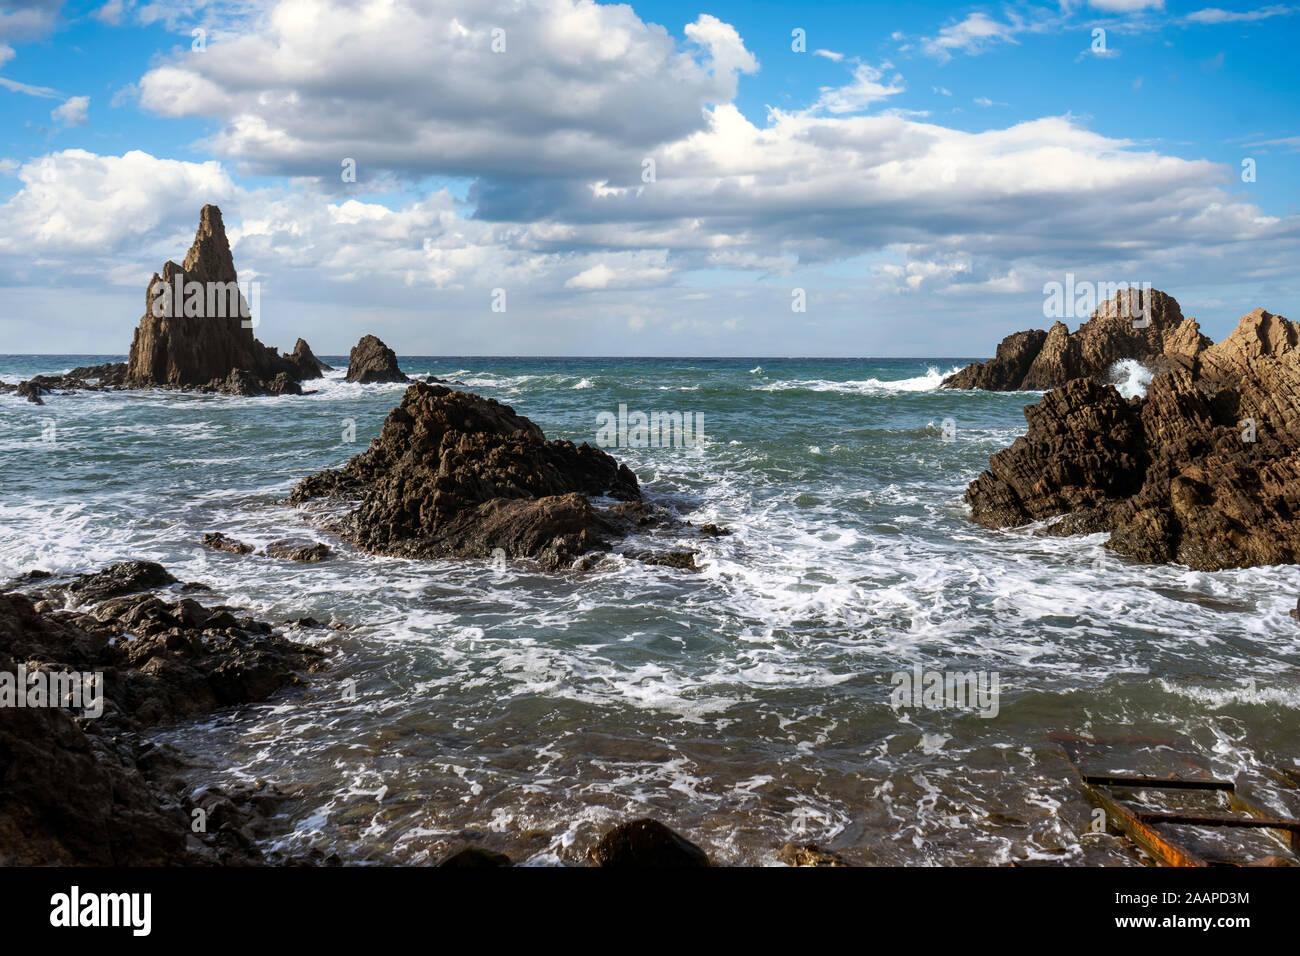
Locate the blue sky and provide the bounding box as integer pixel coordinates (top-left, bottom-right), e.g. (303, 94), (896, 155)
(1, 0), (1297, 356)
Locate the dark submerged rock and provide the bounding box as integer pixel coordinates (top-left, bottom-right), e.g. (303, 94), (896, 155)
(438, 846), (512, 867)
(589, 818), (710, 867)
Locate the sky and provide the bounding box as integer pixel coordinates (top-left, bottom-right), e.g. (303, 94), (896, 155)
(0, 0), (1296, 357)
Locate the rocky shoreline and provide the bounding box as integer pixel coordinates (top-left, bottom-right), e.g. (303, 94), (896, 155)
(0, 561), (330, 865)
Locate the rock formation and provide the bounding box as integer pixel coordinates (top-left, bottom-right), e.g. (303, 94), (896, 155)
(344, 334), (408, 384)
(944, 288), (1210, 391)
(965, 307), (1300, 570)
(0, 562), (327, 865)
(123, 205), (322, 396)
(290, 383), (641, 568)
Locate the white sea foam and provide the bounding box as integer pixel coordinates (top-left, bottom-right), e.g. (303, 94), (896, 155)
(1111, 359), (1153, 399)
(754, 366), (962, 395)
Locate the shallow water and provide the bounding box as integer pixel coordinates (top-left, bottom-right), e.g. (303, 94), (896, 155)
(3, 354), (1298, 865)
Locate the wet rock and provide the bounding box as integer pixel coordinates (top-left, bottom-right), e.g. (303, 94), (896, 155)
(590, 818), (710, 867)
(628, 549), (699, 571)
(63, 560), (178, 605)
(779, 842), (848, 867)
(966, 307), (1300, 570)
(945, 288), (1200, 391)
(697, 523), (732, 537)
(266, 372), (303, 396)
(203, 532), (254, 555)
(290, 383), (641, 567)
(438, 846), (512, 867)
(263, 540), (332, 562)
(345, 334), (409, 384)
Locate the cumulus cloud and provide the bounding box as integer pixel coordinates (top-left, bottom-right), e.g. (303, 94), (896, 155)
(137, 0), (758, 181)
(51, 94), (88, 126)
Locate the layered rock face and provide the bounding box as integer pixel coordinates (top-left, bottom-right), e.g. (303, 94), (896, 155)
(944, 288), (1210, 391)
(0, 562), (326, 865)
(290, 383), (640, 567)
(124, 205), (320, 395)
(966, 308), (1300, 570)
(345, 334), (408, 383)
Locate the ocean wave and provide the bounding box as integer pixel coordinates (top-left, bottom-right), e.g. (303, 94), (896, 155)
(753, 366), (963, 395)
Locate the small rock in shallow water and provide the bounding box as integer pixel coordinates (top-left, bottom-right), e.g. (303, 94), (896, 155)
(203, 532), (254, 554)
(438, 846), (512, 867)
(628, 550), (699, 571)
(779, 843), (848, 867)
(589, 818), (710, 867)
(263, 540), (332, 562)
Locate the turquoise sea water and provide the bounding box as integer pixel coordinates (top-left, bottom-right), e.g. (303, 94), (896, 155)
(2, 355), (1298, 865)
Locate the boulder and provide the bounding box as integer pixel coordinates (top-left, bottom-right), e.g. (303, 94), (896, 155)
(263, 540), (332, 562)
(589, 818), (710, 867)
(289, 383), (641, 568)
(438, 846), (512, 867)
(345, 334), (408, 384)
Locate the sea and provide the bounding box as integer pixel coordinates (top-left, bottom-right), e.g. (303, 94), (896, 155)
(2, 354), (1297, 865)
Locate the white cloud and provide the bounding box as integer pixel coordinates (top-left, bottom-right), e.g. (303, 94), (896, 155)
(807, 62), (904, 115)
(138, 0), (758, 180)
(0, 75), (59, 97)
(923, 13), (1020, 61)
(1186, 3), (1295, 21)
(1089, 0), (1164, 10)
(51, 95), (89, 126)
(813, 49), (844, 62)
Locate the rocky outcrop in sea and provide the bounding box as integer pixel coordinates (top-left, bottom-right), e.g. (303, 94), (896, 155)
(290, 382), (647, 568)
(966, 306), (1300, 570)
(944, 288), (1208, 391)
(344, 334), (409, 384)
(124, 205), (326, 396)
